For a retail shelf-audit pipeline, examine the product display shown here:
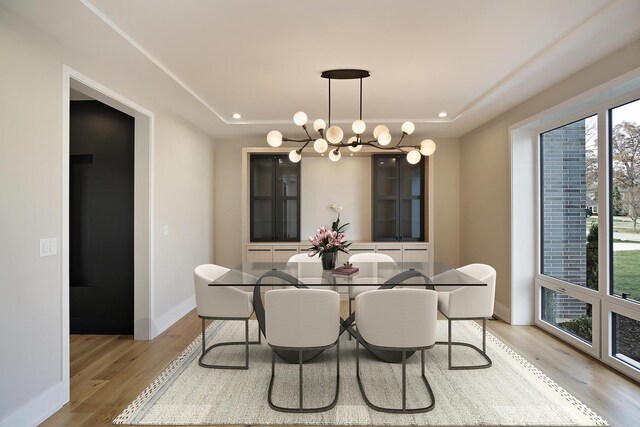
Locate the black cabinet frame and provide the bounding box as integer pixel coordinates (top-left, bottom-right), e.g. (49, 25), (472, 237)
(372, 154), (425, 241)
(250, 155), (301, 242)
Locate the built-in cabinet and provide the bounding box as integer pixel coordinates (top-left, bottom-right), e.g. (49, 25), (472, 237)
(249, 155), (300, 242)
(372, 154), (424, 241)
(246, 242), (428, 264)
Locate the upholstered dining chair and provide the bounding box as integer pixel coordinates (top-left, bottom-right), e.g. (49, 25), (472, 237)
(193, 264), (261, 369)
(355, 288), (437, 413)
(286, 253), (331, 288)
(346, 253), (396, 338)
(436, 263), (496, 370)
(265, 288), (340, 413)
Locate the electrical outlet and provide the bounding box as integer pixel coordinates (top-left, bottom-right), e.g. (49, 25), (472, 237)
(163, 225), (169, 236)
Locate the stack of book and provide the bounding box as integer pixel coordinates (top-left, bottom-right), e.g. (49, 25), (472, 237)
(332, 265), (359, 275)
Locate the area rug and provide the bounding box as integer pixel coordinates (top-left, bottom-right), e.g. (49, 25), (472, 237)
(114, 319), (608, 426)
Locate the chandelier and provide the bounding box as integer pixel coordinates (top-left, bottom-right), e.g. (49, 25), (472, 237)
(266, 69), (436, 164)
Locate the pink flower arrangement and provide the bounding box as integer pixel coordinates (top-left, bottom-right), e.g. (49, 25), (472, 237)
(307, 216), (352, 257)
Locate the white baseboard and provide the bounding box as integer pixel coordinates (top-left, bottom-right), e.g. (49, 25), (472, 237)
(0, 382), (66, 427)
(493, 300), (512, 324)
(151, 295), (196, 338)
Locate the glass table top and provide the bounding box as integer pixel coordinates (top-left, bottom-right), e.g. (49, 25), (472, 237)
(212, 261), (486, 286)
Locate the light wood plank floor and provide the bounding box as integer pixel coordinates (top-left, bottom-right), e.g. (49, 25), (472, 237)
(41, 303), (640, 427)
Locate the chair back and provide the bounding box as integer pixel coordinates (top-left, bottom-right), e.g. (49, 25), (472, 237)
(452, 263), (496, 318)
(287, 253), (327, 285)
(194, 264), (253, 318)
(265, 288), (340, 348)
(355, 288), (437, 349)
(349, 252), (396, 281)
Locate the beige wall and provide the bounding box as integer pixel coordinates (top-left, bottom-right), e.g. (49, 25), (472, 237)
(214, 137), (460, 268)
(432, 137), (460, 266)
(0, 7), (215, 422)
(460, 38), (640, 318)
(300, 156), (372, 242)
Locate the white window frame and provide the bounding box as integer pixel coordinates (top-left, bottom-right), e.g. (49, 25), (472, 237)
(535, 277), (601, 358)
(602, 300), (640, 379)
(532, 75), (640, 382)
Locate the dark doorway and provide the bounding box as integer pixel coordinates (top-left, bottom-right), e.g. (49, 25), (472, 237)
(70, 100), (134, 334)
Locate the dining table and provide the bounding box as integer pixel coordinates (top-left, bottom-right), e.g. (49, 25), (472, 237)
(210, 261), (486, 364)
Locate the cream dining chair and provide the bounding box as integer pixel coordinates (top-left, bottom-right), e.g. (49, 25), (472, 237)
(265, 288), (341, 413)
(347, 252), (396, 317)
(436, 263), (496, 370)
(355, 288), (437, 413)
(286, 253), (331, 288)
(193, 264), (261, 369)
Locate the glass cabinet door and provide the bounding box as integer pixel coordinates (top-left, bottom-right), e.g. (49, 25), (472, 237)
(373, 155), (424, 241)
(250, 155), (300, 241)
(399, 161), (424, 240)
(275, 158), (300, 241)
(373, 156), (398, 240)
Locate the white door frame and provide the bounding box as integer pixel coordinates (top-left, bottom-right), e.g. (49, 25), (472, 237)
(61, 65), (155, 401)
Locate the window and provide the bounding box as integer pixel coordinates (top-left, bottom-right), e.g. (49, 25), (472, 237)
(538, 116), (600, 356)
(250, 155), (300, 241)
(541, 287), (592, 344)
(610, 99), (640, 303)
(540, 116), (598, 289)
(612, 312), (640, 369)
(372, 154), (424, 241)
(535, 92), (640, 382)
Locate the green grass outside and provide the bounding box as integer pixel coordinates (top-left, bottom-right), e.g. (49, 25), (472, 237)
(613, 250), (640, 302)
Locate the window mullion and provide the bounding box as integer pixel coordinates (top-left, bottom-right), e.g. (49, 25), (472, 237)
(597, 109), (610, 299)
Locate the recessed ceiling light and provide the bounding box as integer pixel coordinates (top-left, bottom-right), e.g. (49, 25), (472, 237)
(438, 112), (448, 118)
(232, 113), (242, 119)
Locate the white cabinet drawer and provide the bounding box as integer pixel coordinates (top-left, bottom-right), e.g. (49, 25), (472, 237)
(402, 246), (429, 262)
(375, 245), (403, 263)
(246, 246), (273, 263)
(272, 246), (299, 263)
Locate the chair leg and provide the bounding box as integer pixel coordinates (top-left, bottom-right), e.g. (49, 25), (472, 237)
(198, 318), (261, 369)
(267, 342), (340, 413)
(402, 351), (406, 411)
(348, 298), (353, 340)
(445, 318), (492, 370)
(356, 343), (435, 413)
(299, 350), (304, 409)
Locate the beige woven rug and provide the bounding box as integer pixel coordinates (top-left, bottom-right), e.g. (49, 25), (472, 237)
(114, 319), (607, 426)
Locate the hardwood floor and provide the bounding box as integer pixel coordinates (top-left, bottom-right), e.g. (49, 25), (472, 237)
(41, 303), (640, 427)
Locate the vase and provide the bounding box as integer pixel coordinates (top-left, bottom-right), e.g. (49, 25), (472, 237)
(321, 252), (337, 270)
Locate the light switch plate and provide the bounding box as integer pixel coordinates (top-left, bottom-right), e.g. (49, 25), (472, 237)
(163, 225), (169, 236)
(40, 238), (57, 257)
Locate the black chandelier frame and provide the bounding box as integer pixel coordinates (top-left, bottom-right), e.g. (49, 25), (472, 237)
(283, 69), (422, 157)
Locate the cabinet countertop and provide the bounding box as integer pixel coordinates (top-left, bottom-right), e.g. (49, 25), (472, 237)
(246, 241), (429, 246)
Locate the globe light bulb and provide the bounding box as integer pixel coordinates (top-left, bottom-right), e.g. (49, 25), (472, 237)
(289, 149), (301, 163)
(419, 139), (436, 156)
(352, 120), (366, 135)
(266, 130), (283, 147)
(401, 121), (415, 135)
(378, 131), (392, 146)
(314, 138), (328, 153)
(326, 126), (344, 144)
(329, 149), (342, 162)
(347, 136), (362, 152)
(373, 124), (389, 139)
(293, 111), (308, 126)
(406, 149), (421, 164)
(313, 119), (326, 132)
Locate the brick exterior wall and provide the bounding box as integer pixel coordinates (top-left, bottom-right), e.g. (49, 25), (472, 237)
(541, 121), (588, 318)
